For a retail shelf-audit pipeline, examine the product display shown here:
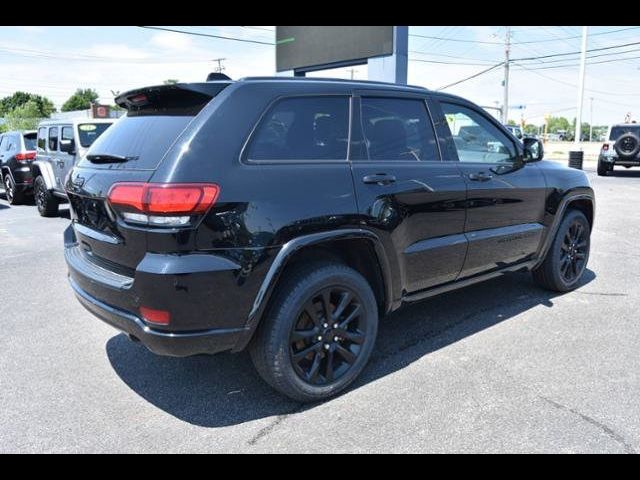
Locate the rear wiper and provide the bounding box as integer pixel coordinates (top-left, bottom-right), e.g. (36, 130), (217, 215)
(86, 154), (138, 164)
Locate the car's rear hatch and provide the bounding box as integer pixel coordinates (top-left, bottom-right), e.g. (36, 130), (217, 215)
(66, 82), (231, 273)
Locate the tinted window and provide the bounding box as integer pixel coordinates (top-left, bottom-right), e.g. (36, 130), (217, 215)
(77, 123), (112, 148)
(23, 133), (37, 151)
(441, 102), (516, 164)
(247, 96), (349, 161)
(48, 127), (58, 151)
(610, 125), (640, 141)
(78, 116), (193, 170)
(360, 97), (439, 161)
(37, 128), (47, 151)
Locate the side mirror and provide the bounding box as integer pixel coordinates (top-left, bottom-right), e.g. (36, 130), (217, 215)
(60, 139), (75, 155)
(523, 137), (544, 162)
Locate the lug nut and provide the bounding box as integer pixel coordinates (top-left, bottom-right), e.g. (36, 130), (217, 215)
(323, 323), (329, 329)
(333, 336), (340, 342)
(324, 344), (331, 350)
(317, 336), (323, 342)
(333, 323), (339, 329)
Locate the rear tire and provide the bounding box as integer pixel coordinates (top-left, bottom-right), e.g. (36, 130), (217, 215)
(34, 176), (59, 217)
(250, 261), (378, 403)
(597, 159), (611, 176)
(532, 209), (590, 292)
(3, 172), (25, 205)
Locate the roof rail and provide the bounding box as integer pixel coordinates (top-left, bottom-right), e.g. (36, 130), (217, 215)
(238, 76), (428, 90)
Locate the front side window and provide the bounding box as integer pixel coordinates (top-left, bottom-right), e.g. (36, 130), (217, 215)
(48, 127), (58, 151)
(247, 96), (349, 161)
(61, 126), (74, 141)
(441, 102), (517, 164)
(360, 97), (439, 161)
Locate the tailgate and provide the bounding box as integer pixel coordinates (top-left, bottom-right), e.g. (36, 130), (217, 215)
(67, 168), (153, 272)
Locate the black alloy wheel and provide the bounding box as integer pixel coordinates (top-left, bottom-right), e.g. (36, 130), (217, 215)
(290, 286), (367, 386)
(559, 219), (588, 284)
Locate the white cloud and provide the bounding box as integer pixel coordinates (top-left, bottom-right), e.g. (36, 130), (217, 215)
(85, 43), (150, 60)
(149, 32), (194, 52)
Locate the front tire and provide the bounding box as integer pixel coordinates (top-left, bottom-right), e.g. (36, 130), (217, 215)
(3, 173), (25, 205)
(34, 176), (59, 217)
(533, 209), (591, 292)
(250, 261), (379, 403)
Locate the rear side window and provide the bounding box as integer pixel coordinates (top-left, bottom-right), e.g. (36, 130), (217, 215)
(48, 127), (58, 151)
(247, 96), (350, 161)
(78, 116), (194, 170)
(77, 123), (112, 148)
(37, 128), (47, 151)
(360, 97), (439, 161)
(61, 126), (73, 141)
(24, 133), (37, 151)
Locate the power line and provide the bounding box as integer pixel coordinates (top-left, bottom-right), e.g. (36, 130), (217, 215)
(409, 26), (640, 46)
(136, 26), (274, 46)
(436, 62), (504, 91)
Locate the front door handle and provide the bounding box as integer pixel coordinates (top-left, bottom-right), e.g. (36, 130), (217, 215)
(363, 173), (397, 185)
(468, 172), (493, 182)
(56, 160), (65, 168)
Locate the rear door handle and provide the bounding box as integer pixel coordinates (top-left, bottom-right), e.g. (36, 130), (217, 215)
(468, 172), (493, 182)
(363, 173), (396, 185)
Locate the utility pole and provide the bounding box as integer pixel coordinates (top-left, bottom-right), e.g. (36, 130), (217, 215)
(574, 26), (588, 145)
(502, 26), (511, 124)
(211, 57), (226, 73)
(348, 68), (357, 80)
(589, 97), (594, 142)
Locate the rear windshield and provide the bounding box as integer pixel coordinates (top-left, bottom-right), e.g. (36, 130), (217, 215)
(78, 116), (194, 170)
(78, 123), (112, 148)
(610, 125), (640, 141)
(23, 133), (37, 150)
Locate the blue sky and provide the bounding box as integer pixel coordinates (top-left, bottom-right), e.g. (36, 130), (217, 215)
(0, 26), (638, 125)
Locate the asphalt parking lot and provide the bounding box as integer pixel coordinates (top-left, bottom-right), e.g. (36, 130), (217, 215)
(1, 163), (639, 453)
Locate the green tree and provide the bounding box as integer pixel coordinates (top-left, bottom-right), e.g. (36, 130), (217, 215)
(4, 100), (43, 130)
(524, 124), (539, 135)
(0, 91), (55, 117)
(547, 116), (571, 134)
(506, 119), (517, 126)
(61, 88), (99, 112)
(163, 79), (179, 85)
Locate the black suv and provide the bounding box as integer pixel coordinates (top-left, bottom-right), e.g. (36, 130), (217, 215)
(0, 130), (37, 204)
(64, 78), (595, 402)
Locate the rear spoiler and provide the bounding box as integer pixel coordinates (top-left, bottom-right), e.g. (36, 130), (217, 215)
(115, 82), (232, 113)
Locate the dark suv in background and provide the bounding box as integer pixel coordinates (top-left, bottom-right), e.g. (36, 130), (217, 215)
(0, 130), (37, 204)
(64, 78), (595, 402)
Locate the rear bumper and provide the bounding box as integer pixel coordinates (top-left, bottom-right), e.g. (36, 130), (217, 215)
(64, 224), (269, 356)
(5, 167), (33, 191)
(599, 154), (640, 166)
(69, 278), (247, 356)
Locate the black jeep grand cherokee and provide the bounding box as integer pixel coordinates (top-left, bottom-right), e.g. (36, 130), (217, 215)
(64, 77), (594, 402)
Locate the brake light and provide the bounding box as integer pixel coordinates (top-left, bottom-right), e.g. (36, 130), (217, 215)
(140, 306), (170, 325)
(15, 151), (36, 161)
(602, 144), (609, 151)
(108, 183), (220, 227)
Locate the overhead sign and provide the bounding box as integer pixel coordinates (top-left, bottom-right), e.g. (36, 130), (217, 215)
(276, 26), (394, 73)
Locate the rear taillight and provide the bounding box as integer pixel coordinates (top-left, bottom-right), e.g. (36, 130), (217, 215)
(15, 151), (36, 162)
(108, 183), (220, 227)
(602, 143), (609, 151)
(140, 306), (171, 325)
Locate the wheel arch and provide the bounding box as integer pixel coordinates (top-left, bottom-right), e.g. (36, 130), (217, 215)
(535, 190), (595, 268)
(31, 161), (56, 191)
(233, 229), (394, 352)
